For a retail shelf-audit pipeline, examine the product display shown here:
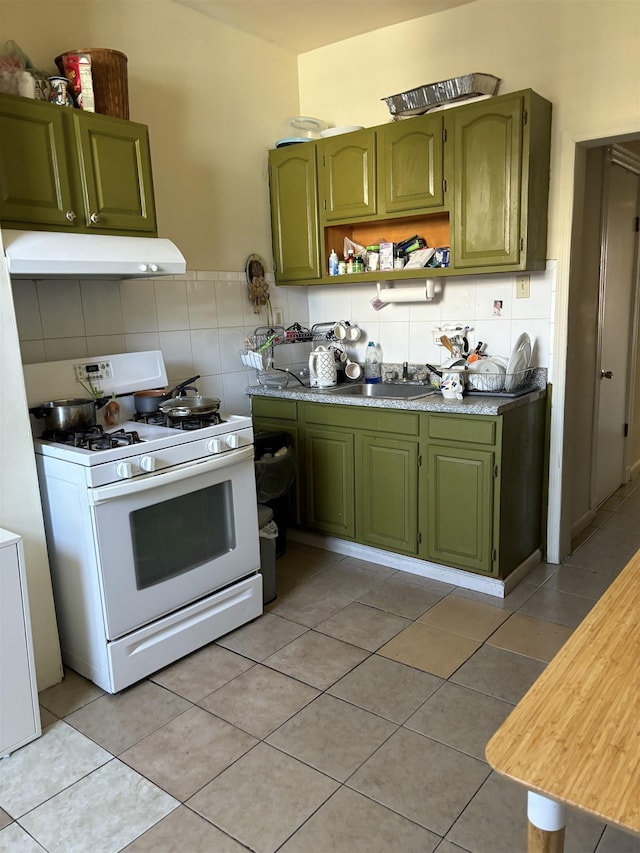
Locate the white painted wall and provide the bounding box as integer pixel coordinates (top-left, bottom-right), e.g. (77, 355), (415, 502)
(0, 234), (62, 689)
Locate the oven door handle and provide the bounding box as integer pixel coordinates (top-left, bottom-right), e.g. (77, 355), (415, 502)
(89, 445), (254, 505)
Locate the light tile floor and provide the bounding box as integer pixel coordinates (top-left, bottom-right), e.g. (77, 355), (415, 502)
(2, 482), (640, 852)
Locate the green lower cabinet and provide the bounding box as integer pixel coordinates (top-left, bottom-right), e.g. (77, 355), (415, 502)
(305, 427), (355, 538)
(357, 434), (419, 554)
(426, 444), (495, 574)
(250, 395), (545, 580)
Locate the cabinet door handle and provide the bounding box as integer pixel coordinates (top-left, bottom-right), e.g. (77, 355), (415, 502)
(65, 210), (76, 221)
(90, 212), (101, 224)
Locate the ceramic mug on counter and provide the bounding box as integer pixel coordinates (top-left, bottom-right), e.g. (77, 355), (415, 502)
(440, 371), (465, 400)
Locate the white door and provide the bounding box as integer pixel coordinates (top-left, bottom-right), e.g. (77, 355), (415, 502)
(594, 157), (640, 505)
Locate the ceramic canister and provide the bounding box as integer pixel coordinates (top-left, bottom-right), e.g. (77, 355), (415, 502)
(308, 346), (337, 388)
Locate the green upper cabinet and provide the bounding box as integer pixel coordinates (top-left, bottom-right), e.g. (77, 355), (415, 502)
(268, 88), (551, 284)
(269, 144), (321, 282)
(379, 113), (444, 214)
(0, 92), (157, 236)
(72, 111), (156, 234)
(0, 94), (74, 228)
(449, 90), (551, 272)
(318, 128), (377, 222)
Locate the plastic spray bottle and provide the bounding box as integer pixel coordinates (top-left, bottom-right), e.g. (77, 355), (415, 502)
(364, 341), (381, 384)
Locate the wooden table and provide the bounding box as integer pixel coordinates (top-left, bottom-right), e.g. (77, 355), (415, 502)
(485, 548), (640, 852)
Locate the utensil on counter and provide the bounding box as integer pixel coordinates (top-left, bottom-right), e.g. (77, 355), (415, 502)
(440, 334), (461, 357)
(133, 375), (201, 414)
(467, 342), (484, 363)
(29, 397), (110, 432)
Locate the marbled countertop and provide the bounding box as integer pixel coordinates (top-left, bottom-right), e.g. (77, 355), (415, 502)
(246, 373), (547, 416)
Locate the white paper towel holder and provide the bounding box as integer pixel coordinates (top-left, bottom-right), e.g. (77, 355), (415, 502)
(376, 280), (437, 303)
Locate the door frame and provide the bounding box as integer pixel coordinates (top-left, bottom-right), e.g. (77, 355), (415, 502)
(548, 118), (640, 564)
(590, 146), (640, 507)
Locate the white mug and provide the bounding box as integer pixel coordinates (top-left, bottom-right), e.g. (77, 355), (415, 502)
(333, 322), (348, 340)
(440, 371), (465, 400)
(345, 359), (362, 380)
(347, 325), (361, 342)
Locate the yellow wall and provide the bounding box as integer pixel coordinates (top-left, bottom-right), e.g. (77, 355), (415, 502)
(298, 0), (640, 265)
(0, 0), (300, 270)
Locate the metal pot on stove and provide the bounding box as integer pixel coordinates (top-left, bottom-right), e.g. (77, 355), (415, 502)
(29, 397), (110, 432)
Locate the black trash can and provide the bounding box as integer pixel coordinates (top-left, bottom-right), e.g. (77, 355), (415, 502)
(258, 504), (278, 604)
(254, 431), (296, 557)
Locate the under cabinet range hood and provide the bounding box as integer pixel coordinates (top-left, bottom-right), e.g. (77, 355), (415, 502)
(2, 230), (186, 279)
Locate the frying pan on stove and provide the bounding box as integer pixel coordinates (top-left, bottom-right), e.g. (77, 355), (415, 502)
(158, 394), (221, 418)
(133, 375), (200, 414)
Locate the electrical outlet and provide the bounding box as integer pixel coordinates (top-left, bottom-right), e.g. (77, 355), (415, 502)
(516, 275), (530, 299)
(273, 308), (284, 327)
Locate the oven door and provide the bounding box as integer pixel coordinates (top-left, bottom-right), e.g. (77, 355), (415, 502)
(89, 446), (260, 639)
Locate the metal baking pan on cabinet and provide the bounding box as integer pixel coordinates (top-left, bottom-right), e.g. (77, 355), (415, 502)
(382, 73), (501, 116)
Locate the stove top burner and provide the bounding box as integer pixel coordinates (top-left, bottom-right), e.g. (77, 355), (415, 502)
(42, 426), (143, 451)
(132, 411), (224, 430)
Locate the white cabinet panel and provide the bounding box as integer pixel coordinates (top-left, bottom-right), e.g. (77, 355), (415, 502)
(1, 529), (41, 756)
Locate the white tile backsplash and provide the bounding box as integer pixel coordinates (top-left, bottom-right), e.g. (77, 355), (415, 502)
(120, 280), (159, 332)
(190, 328), (222, 375)
(37, 280), (85, 339)
(187, 279), (218, 328)
(154, 279), (190, 331)
(11, 263), (555, 415)
(215, 280), (245, 326)
(81, 280), (124, 336)
(11, 280), (42, 341)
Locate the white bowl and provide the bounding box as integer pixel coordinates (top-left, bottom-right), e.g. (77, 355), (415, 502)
(467, 358), (506, 391)
(320, 126), (364, 138)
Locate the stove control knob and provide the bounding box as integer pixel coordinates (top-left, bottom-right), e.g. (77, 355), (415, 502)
(207, 438), (224, 454)
(149, 264), (159, 273)
(139, 455), (156, 472)
(225, 434), (241, 449)
(116, 462), (133, 479)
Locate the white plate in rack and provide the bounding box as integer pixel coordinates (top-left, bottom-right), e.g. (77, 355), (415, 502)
(511, 332), (532, 368)
(505, 347), (530, 392)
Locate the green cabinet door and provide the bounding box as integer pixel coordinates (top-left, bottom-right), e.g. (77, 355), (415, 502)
(319, 129), (377, 222)
(0, 94), (74, 228)
(379, 113), (444, 214)
(73, 112), (156, 233)
(357, 434), (419, 554)
(451, 94), (523, 269)
(426, 444), (495, 574)
(305, 427), (355, 538)
(269, 144), (321, 282)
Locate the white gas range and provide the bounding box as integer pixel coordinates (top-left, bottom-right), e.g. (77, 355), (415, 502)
(25, 351), (262, 694)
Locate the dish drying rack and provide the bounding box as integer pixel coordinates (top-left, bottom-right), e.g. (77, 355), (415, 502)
(241, 322), (348, 370)
(459, 366), (536, 397)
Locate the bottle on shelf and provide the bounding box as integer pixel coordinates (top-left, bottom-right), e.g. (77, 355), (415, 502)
(364, 341), (381, 384)
(346, 249), (355, 274)
(329, 249), (338, 276)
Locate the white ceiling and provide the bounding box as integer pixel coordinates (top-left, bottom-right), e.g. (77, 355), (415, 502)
(172, 0), (477, 54)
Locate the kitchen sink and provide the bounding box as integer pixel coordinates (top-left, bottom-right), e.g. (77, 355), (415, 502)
(325, 382), (436, 400)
